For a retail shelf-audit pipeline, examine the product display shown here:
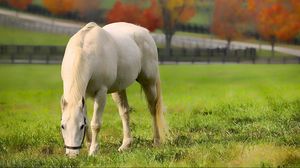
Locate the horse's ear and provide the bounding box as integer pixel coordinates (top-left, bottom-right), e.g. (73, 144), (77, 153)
(61, 96), (67, 111)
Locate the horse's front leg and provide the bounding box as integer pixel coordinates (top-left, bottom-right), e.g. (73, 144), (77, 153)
(89, 90), (107, 156)
(112, 90), (133, 152)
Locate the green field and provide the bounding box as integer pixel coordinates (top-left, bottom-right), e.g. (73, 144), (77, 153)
(0, 64), (299, 167)
(0, 26), (69, 46)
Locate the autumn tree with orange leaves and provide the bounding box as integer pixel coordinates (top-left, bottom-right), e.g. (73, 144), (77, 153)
(43, 0), (99, 17)
(43, 0), (75, 15)
(139, 0), (162, 32)
(1, 0), (32, 10)
(106, 1), (143, 25)
(107, 0), (196, 57)
(248, 0), (300, 56)
(211, 0), (248, 49)
(106, 0), (162, 32)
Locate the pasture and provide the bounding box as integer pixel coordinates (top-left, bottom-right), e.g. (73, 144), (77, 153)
(0, 26), (69, 46)
(0, 64), (299, 167)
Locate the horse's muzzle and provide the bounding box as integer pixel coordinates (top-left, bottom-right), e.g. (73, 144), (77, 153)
(66, 148), (80, 158)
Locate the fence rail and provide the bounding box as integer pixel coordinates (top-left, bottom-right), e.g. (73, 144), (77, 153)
(0, 45), (299, 64)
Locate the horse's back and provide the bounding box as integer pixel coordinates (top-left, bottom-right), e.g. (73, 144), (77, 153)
(103, 22), (157, 61)
(103, 22), (159, 83)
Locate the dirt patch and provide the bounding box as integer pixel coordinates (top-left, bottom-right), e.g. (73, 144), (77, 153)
(229, 144), (300, 167)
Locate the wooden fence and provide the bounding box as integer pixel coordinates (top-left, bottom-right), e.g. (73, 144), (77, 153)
(0, 45), (65, 64)
(0, 45), (299, 64)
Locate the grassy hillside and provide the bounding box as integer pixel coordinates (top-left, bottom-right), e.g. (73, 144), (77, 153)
(0, 64), (299, 167)
(0, 26), (69, 46)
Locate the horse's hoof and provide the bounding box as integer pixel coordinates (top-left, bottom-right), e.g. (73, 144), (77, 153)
(88, 143), (99, 156)
(118, 138), (133, 152)
(153, 138), (161, 146)
(86, 142), (91, 149)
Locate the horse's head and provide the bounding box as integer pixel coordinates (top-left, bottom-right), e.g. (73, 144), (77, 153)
(60, 96), (87, 157)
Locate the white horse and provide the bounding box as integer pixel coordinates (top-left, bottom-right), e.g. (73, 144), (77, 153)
(60, 22), (167, 157)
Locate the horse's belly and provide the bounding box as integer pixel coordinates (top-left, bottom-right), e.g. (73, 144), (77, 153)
(109, 58), (141, 94)
(107, 64), (141, 93)
(107, 80), (134, 93)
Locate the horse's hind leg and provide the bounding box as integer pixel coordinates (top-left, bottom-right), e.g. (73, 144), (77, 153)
(112, 90), (133, 152)
(140, 81), (164, 145)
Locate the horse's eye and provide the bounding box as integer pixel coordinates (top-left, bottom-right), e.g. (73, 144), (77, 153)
(61, 125), (65, 129)
(80, 124), (85, 130)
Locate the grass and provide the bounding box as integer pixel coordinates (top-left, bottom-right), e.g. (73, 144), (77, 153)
(0, 26), (70, 46)
(256, 49), (296, 58)
(0, 64), (299, 167)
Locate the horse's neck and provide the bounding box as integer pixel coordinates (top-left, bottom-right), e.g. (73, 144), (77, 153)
(62, 24), (99, 104)
(63, 51), (90, 104)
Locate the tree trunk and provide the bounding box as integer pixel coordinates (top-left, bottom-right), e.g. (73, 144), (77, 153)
(226, 38), (231, 56)
(271, 36), (275, 57)
(164, 33), (173, 58)
(226, 38), (231, 50)
(160, 1), (175, 59)
(271, 43), (275, 57)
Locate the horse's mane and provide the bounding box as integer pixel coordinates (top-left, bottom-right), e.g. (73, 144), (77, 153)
(63, 23), (98, 105)
(65, 48), (87, 105)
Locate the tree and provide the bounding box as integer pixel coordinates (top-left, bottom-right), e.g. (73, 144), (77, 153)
(139, 0), (162, 32)
(211, 0), (248, 49)
(106, 0), (196, 57)
(248, 0), (300, 56)
(43, 0), (100, 17)
(5, 0), (32, 10)
(43, 0), (75, 15)
(106, 0), (143, 25)
(158, 0), (196, 57)
(106, 0), (162, 32)
(73, 0), (100, 18)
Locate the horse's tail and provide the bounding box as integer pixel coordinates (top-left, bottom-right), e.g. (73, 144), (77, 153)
(155, 76), (168, 142)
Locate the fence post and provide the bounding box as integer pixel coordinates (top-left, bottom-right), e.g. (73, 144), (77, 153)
(46, 54), (50, 64)
(222, 48), (226, 64)
(49, 46), (56, 64)
(182, 47), (186, 63)
(267, 57), (271, 64)
(244, 48), (248, 61)
(282, 57), (286, 64)
(251, 48), (256, 64)
(197, 47), (201, 63)
(157, 48), (163, 64)
(207, 49), (211, 64)
(28, 54), (32, 64)
(11, 54), (14, 64)
(235, 50), (240, 63)
(191, 47), (196, 64)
